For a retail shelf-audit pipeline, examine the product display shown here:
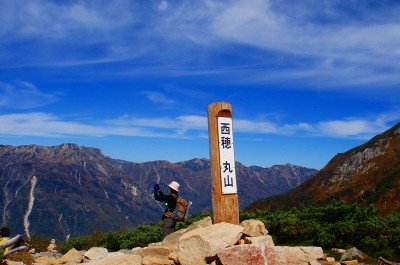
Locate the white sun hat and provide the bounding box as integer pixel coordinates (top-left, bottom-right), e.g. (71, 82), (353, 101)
(168, 181), (180, 192)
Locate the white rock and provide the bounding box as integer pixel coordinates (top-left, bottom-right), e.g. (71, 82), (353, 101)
(59, 248), (84, 264)
(133, 245), (172, 260)
(218, 244), (268, 265)
(265, 246), (308, 265)
(84, 247), (108, 261)
(177, 222), (244, 265)
(244, 235), (274, 247)
(326, 257), (336, 262)
(300, 246), (324, 262)
(85, 253), (142, 265)
(240, 219), (268, 236)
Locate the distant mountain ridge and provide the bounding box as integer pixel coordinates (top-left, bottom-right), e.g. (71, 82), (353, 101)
(0, 144), (317, 240)
(246, 122), (400, 216)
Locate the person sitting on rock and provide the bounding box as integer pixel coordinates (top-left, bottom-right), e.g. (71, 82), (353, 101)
(0, 226), (27, 257)
(154, 181), (180, 238)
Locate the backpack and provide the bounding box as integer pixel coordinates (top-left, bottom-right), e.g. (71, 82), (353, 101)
(171, 195), (188, 222)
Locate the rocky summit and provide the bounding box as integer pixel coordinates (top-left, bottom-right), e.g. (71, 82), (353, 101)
(4, 217), (368, 265)
(0, 144), (316, 240)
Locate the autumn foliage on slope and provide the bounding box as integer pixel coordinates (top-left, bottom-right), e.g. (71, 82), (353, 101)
(245, 122), (400, 217)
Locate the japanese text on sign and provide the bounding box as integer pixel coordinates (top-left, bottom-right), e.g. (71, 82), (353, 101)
(217, 117), (237, 194)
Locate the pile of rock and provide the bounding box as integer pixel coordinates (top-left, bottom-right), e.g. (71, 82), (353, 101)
(145, 217), (324, 265)
(4, 217), (366, 265)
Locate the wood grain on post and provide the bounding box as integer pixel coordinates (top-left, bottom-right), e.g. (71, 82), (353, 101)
(207, 102), (239, 224)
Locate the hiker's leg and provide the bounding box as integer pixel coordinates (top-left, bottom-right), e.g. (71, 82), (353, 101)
(162, 218), (176, 238)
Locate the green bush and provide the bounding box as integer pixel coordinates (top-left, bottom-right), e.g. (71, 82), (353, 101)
(60, 231), (105, 253)
(240, 201), (400, 261)
(118, 223), (162, 249)
(26, 234), (52, 252)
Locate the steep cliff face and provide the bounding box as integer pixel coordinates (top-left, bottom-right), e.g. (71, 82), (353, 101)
(0, 144), (159, 240)
(246, 122), (400, 216)
(0, 144), (316, 240)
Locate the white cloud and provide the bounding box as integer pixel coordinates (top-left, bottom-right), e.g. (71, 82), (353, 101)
(0, 81), (59, 109)
(234, 119), (278, 134)
(143, 91), (175, 105)
(1, 110), (397, 140)
(209, 0), (400, 87)
(314, 113), (400, 139)
(212, 1), (400, 57)
(1, 0), (399, 88)
(158, 0), (168, 12)
(0, 0), (144, 66)
(1, 0), (134, 39)
(106, 115), (207, 136)
(317, 120), (373, 137)
(0, 113), (159, 138)
(177, 115), (207, 130)
(0, 113), (92, 137)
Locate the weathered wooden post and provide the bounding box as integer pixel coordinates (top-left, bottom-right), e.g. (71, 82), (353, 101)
(207, 102), (239, 224)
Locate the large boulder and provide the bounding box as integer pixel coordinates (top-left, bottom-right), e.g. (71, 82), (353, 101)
(133, 246), (172, 258)
(341, 247), (365, 261)
(300, 246), (324, 261)
(161, 228), (187, 252)
(186, 216), (213, 232)
(266, 246), (307, 265)
(86, 253), (142, 265)
(142, 255), (174, 265)
(161, 216), (213, 252)
(32, 256), (59, 264)
(240, 220), (268, 237)
(59, 248), (84, 264)
(217, 244), (268, 265)
(243, 235), (274, 246)
(133, 246), (173, 265)
(84, 247), (108, 261)
(218, 245), (323, 265)
(177, 222), (244, 265)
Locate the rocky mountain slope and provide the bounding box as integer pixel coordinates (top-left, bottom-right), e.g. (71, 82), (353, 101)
(246, 122), (400, 216)
(0, 144), (316, 240)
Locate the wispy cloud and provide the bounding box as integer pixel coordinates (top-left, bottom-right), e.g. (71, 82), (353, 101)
(0, 0), (145, 66)
(234, 119), (279, 134)
(0, 111), (398, 140)
(317, 120), (376, 138)
(158, 0), (169, 12)
(314, 112), (400, 139)
(1, 1), (134, 40)
(2, 0), (399, 89)
(143, 91), (175, 105)
(0, 113), (161, 138)
(0, 81), (59, 109)
(210, 0), (400, 87)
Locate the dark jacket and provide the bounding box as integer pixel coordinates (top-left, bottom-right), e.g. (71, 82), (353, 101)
(154, 189), (178, 219)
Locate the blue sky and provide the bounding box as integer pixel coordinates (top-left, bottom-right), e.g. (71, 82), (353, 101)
(0, 0), (399, 169)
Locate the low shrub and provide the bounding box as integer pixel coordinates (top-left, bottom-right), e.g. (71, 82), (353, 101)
(240, 201), (400, 261)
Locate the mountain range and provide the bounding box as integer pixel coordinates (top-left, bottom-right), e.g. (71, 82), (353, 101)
(246, 122), (400, 217)
(0, 144), (316, 240)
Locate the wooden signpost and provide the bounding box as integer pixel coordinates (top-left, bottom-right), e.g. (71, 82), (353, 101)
(207, 102), (239, 224)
